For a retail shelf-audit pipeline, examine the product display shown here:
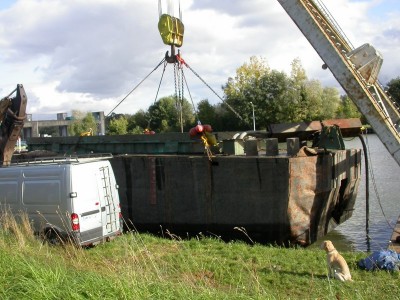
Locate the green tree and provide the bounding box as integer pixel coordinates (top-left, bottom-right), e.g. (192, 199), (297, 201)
(222, 56), (351, 128)
(131, 110), (150, 131)
(286, 58), (309, 122)
(223, 56), (271, 129)
(386, 77), (400, 106)
(224, 56), (303, 129)
(290, 58), (308, 90)
(118, 114), (145, 134)
(214, 103), (244, 131)
(303, 80), (324, 121)
(107, 116), (128, 135)
(148, 96), (195, 132)
(336, 95), (362, 119)
(259, 69), (291, 125)
(68, 111), (97, 136)
(283, 59), (343, 123)
(319, 87), (341, 119)
(197, 99), (217, 125)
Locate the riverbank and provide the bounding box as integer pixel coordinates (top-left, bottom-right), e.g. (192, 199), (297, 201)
(0, 218), (398, 299)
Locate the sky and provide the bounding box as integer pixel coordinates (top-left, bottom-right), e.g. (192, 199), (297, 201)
(0, 0), (399, 120)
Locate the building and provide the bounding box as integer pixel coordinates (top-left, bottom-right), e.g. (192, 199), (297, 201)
(22, 112), (105, 138)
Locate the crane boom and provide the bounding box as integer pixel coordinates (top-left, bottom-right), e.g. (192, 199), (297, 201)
(277, 0), (400, 166)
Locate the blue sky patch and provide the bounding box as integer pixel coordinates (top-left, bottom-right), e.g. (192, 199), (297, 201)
(0, 0), (16, 10)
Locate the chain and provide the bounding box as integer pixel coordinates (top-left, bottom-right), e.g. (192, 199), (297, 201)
(180, 69), (199, 123)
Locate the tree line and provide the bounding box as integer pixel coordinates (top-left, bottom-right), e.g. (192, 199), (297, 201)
(64, 56), (400, 136)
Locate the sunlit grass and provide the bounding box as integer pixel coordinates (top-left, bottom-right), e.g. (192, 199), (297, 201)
(0, 212), (399, 299)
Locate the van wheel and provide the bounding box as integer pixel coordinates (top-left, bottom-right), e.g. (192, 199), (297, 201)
(44, 229), (64, 246)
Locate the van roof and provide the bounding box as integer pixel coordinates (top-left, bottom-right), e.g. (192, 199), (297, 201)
(8, 153), (113, 167)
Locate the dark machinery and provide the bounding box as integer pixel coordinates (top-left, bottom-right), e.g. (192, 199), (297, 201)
(0, 84), (27, 166)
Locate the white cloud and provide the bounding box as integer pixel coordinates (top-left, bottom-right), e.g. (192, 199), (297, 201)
(0, 0), (398, 120)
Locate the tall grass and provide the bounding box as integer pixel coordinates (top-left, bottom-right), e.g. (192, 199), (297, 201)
(0, 212), (399, 299)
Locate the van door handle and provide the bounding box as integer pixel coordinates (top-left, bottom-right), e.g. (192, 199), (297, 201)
(81, 210), (99, 217)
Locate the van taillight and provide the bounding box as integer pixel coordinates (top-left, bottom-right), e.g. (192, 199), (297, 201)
(118, 204), (122, 218)
(71, 213), (80, 231)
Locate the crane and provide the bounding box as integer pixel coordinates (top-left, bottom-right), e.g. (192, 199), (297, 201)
(277, 0), (400, 166)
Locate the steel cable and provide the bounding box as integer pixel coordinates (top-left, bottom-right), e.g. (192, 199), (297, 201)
(107, 57), (166, 117)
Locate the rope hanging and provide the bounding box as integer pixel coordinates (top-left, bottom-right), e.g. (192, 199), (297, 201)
(107, 57), (166, 117)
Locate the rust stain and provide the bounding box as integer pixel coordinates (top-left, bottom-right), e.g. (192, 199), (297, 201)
(287, 156), (317, 244)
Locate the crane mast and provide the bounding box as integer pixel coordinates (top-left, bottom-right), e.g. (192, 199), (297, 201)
(277, 0), (400, 166)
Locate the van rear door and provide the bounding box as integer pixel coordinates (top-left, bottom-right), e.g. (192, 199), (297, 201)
(71, 161), (120, 244)
(70, 163), (104, 244)
(98, 164), (120, 235)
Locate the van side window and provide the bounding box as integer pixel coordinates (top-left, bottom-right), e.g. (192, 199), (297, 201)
(22, 181), (61, 205)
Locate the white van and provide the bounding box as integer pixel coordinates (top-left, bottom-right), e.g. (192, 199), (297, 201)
(0, 156), (122, 246)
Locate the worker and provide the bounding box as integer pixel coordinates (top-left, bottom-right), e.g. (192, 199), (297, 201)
(144, 128), (155, 135)
(189, 124), (218, 147)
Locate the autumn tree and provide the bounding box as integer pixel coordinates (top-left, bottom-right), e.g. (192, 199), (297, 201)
(223, 56), (348, 128)
(223, 56), (312, 128)
(223, 56), (271, 129)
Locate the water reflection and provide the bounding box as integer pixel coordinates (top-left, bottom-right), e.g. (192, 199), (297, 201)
(310, 230), (358, 252)
(311, 134), (400, 253)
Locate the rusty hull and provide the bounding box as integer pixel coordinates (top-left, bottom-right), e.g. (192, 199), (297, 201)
(111, 148), (361, 246)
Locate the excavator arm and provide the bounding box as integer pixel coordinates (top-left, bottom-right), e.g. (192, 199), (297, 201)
(0, 84), (27, 166)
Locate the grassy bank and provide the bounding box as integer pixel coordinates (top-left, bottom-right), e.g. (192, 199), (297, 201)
(0, 215), (399, 299)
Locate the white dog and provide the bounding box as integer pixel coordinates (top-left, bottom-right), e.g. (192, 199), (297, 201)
(320, 240), (353, 282)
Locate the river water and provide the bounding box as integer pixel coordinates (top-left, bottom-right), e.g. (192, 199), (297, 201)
(311, 134), (400, 253)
